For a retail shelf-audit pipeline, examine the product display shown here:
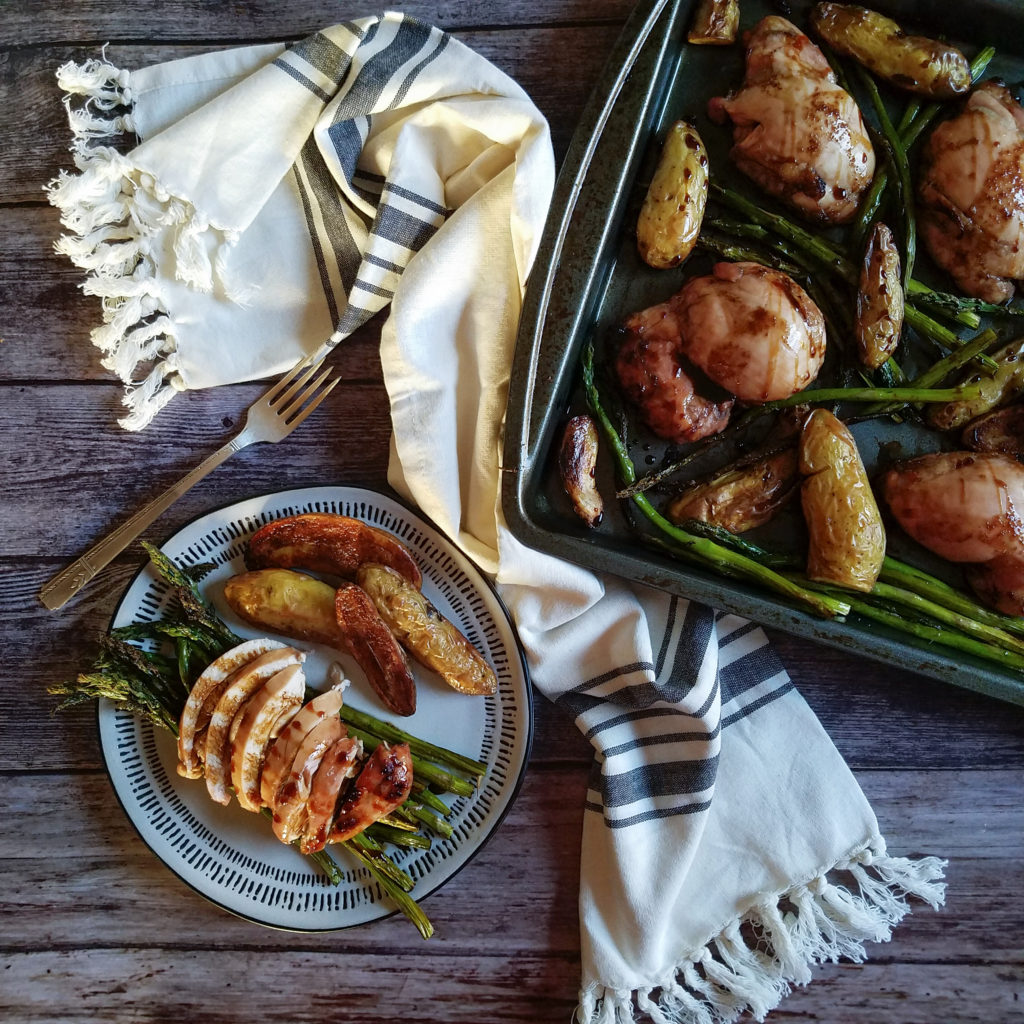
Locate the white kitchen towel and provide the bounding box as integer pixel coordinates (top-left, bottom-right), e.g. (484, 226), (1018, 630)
(47, 12), (551, 430)
(49, 14), (946, 1023)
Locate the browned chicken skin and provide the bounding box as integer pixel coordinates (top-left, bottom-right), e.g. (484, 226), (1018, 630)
(918, 81), (1024, 303)
(329, 742), (414, 843)
(708, 15), (875, 223)
(615, 263), (825, 444)
(882, 451), (1024, 614)
(615, 300), (735, 445)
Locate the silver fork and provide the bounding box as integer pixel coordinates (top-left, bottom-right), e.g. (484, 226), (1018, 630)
(39, 354), (341, 611)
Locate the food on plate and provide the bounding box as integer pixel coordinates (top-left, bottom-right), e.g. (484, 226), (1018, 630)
(224, 568), (349, 648)
(248, 512), (423, 589)
(809, 3), (971, 98)
(230, 663), (306, 811)
(855, 222), (904, 370)
(799, 409), (885, 592)
(927, 336), (1024, 432)
(637, 121), (709, 268)
(265, 693), (348, 843)
(558, 414), (604, 527)
(300, 736), (365, 853)
(357, 563), (499, 696)
(615, 301), (735, 443)
(881, 451), (1024, 613)
(687, 0), (739, 45)
(57, 542), (492, 940)
(708, 15), (875, 223)
(918, 82), (1024, 303)
(675, 262), (826, 401)
(335, 582), (418, 716)
(176, 637), (292, 780)
(328, 741), (414, 844)
(230, 513), (499, 714)
(172, 644), (414, 853)
(202, 645), (306, 806)
(962, 404), (1024, 458)
(667, 447), (799, 533)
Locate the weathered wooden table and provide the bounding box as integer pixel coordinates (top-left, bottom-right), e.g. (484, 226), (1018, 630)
(4, 2), (1023, 1021)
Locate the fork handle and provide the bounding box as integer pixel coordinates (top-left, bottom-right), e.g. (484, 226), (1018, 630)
(39, 433), (252, 611)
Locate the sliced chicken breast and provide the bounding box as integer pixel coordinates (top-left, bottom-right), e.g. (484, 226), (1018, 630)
(177, 638), (286, 779)
(229, 663), (307, 812)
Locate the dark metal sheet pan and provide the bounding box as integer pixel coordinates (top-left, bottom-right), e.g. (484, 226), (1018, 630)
(503, 0), (1024, 705)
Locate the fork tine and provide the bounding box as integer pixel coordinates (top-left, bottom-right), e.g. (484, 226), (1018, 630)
(267, 355), (325, 410)
(280, 369), (341, 426)
(262, 354), (317, 405)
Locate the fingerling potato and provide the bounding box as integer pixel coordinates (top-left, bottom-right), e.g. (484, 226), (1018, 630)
(666, 448), (799, 534)
(559, 414), (604, 528)
(799, 409), (885, 592)
(247, 513), (422, 589)
(335, 583), (417, 717)
(810, 3), (971, 99)
(224, 569), (348, 649)
(687, 0), (739, 45)
(637, 121), (709, 269)
(855, 222), (903, 371)
(357, 563), (497, 697)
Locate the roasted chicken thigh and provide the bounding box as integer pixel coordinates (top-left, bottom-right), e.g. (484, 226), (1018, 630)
(709, 15), (875, 223)
(918, 81), (1024, 303)
(615, 263), (825, 443)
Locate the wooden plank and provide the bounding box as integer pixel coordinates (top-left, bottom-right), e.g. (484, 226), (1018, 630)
(5, 1), (634, 45)
(3, 23), (624, 202)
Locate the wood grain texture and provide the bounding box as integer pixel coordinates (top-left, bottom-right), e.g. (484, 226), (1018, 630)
(4, 2), (1024, 1022)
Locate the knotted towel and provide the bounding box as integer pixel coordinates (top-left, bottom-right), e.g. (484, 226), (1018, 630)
(48, 12), (946, 1022)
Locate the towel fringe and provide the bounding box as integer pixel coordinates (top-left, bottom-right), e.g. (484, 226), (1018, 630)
(45, 56), (224, 429)
(576, 844), (946, 1024)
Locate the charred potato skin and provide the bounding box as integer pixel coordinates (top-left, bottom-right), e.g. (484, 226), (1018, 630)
(666, 448), (800, 534)
(636, 121), (709, 269)
(799, 409), (885, 592)
(357, 564), (498, 697)
(687, 0), (739, 45)
(856, 222), (904, 370)
(335, 582), (417, 717)
(811, 3), (971, 99)
(559, 414), (604, 528)
(928, 336), (1024, 432)
(223, 569), (349, 649)
(247, 513), (422, 589)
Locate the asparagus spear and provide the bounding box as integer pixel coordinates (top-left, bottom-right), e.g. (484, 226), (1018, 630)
(761, 383), (986, 412)
(337, 705), (487, 777)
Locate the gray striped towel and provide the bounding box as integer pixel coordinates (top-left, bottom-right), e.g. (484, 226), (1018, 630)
(49, 13), (947, 1023)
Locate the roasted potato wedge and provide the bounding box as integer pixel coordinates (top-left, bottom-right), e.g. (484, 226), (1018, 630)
(247, 513), (422, 589)
(799, 409), (885, 592)
(335, 582), (417, 717)
(927, 336), (1024, 432)
(856, 222), (903, 370)
(687, 0), (739, 45)
(666, 448), (799, 534)
(223, 569), (348, 649)
(810, 3), (971, 98)
(962, 404), (1024, 459)
(559, 414), (603, 528)
(357, 563), (497, 697)
(637, 121), (708, 269)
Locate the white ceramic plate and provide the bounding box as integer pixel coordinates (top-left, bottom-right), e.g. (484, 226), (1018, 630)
(98, 486), (532, 931)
